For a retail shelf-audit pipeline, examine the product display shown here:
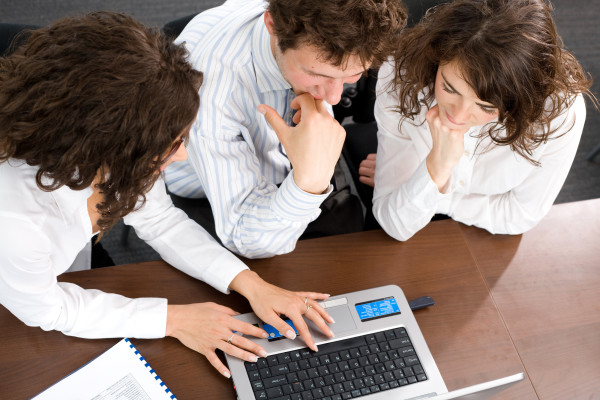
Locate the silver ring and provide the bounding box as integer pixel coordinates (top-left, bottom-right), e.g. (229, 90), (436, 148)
(227, 333), (235, 344)
(306, 304), (313, 313)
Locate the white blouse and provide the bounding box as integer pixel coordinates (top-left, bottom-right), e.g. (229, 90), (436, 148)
(373, 61), (586, 241)
(0, 160), (248, 339)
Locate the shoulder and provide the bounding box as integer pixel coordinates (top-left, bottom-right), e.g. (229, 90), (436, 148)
(0, 212), (50, 269)
(177, 0), (263, 70)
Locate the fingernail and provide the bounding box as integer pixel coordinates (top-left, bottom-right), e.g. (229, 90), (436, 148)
(312, 344), (319, 352)
(261, 332), (269, 339)
(285, 330), (296, 340)
(330, 317), (336, 324)
(257, 106), (266, 115)
(248, 355), (258, 362)
(223, 371), (231, 378)
(329, 330), (335, 337)
(259, 350), (268, 358)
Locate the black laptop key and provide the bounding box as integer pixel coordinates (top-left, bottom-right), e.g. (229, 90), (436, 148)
(266, 386), (283, 397)
(272, 365), (289, 376)
(282, 384), (294, 395)
(399, 346), (416, 357)
(404, 355), (420, 366)
(264, 375), (288, 389)
(319, 336), (367, 353)
(248, 370), (261, 381)
(255, 390), (268, 399)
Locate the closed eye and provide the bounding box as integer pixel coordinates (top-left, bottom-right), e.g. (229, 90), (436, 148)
(442, 82), (456, 94)
(479, 105), (497, 115)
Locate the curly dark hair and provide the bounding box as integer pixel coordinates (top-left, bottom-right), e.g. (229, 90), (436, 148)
(390, 0), (594, 163)
(0, 11), (203, 232)
(267, 0), (407, 69)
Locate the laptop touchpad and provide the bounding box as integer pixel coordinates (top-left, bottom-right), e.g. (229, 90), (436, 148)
(311, 305), (357, 336)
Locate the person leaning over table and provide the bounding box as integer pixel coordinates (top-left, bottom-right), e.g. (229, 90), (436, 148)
(0, 11), (335, 379)
(164, 0), (407, 257)
(356, 0), (594, 241)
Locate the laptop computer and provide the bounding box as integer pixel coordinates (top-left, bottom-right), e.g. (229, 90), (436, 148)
(226, 285), (523, 400)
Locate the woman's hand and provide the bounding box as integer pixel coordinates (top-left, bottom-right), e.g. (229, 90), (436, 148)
(166, 302), (269, 378)
(425, 105), (465, 192)
(229, 270), (335, 352)
(358, 153), (377, 187)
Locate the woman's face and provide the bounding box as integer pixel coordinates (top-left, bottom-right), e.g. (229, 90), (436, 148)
(159, 123), (192, 172)
(434, 59), (499, 133)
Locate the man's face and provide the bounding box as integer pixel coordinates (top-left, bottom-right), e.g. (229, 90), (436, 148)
(265, 12), (367, 105)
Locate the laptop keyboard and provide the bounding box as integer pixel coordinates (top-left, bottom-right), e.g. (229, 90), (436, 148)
(244, 327), (427, 400)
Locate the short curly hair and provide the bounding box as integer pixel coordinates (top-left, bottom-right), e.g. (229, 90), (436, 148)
(267, 0), (407, 69)
(0, 12), (203, 232)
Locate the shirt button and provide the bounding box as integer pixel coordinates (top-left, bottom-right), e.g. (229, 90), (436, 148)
(459, 180), (466, 187)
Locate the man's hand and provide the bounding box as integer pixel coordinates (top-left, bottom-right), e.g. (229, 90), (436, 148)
(358, 153), (377, 187)
(258, 94), (345, 194)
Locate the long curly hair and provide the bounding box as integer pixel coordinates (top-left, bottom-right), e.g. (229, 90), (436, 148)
(267, 0), (407, 69)
(0, 12), (203, 232)
(390, 0), (594, 163)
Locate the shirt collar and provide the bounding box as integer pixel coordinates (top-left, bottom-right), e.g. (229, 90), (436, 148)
(251, 15), (291, 93)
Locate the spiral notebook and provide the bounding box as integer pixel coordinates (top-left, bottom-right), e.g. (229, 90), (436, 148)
(32, 338), (176, 400)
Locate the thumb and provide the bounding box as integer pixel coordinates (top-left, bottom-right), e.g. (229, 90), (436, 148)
(258, 104), (290, 142)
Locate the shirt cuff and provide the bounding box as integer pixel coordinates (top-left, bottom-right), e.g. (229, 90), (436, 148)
(406, 160), (450, 208)
(201, 250), (249, 294)
(131, 297), (168, 338)
(271, 171), (331, 222)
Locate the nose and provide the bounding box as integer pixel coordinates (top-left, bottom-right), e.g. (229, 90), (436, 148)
(320, 79), (345, 105)
(450, 100), (472, 124)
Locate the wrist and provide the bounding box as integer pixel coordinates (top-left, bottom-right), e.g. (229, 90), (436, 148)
(229, 270), (264, 300)
(165, 304), (183, 337)
(293, 174), (330, 195)
(426, 155), (453, 192)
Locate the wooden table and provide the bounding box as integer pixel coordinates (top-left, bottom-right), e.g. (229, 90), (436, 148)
(1, 199), (598, 399)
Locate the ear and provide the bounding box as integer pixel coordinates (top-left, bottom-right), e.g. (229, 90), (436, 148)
(264, 11), (275, 35)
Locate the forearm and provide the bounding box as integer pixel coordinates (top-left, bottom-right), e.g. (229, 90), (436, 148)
(373, 160), (441, 241)
(221, 172), (330, 258)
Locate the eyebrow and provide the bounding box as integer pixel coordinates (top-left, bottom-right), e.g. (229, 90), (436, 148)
(441, 71), (496, 108)
(302, 67), (364, 79)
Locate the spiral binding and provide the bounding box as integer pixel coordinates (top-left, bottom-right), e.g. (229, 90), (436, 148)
(124, 338), (177, 400)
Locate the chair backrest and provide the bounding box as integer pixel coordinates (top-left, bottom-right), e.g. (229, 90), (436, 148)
(0, 23), (39, 56)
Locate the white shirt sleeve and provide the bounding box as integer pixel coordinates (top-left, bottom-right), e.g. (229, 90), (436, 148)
(0, 216), (167, 339)
(123, 177), (250, 294)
